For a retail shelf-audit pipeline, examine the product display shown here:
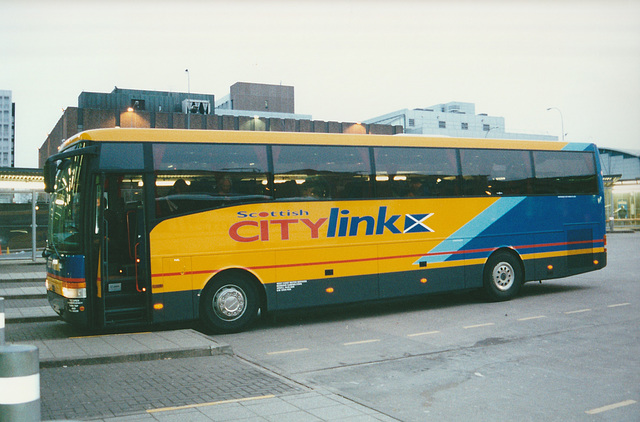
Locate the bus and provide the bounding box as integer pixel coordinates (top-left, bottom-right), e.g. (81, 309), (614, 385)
(43, 128), (607, 333)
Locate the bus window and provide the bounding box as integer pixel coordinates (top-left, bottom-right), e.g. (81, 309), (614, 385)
(374, 147), (459, 198)
(99, 143), (144, 170)
(273, 145), (371, 200)
(460, 149), (533, 196)
(153, 143), (270, 216)
(533, 151), (598, 195)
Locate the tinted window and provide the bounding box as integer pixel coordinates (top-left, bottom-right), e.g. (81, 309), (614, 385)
(532, 150), (598, 194)
(374, 147), (459, 197)
(153, 143), (270, 217)
(273, 145), (371, 200)
(460, 149), (533, 196)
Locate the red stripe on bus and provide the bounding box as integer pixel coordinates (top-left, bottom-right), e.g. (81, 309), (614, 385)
(47, 273), (86, 284)
(150, 238), (603, 278)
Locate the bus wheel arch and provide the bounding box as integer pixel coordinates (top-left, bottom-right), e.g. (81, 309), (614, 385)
(483, 248), (524, 301)
(199, 269), (265, 333)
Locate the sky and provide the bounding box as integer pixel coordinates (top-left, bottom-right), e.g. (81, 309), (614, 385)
(1, 0), (639, 167)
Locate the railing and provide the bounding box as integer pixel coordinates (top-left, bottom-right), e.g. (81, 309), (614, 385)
(0, 190), (48, 261)
(608, 218), (640, 232)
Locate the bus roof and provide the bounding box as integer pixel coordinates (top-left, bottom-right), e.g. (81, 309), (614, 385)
(59, 128), (592, 153)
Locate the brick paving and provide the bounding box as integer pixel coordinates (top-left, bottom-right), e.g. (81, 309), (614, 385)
(40, 354), (304, 421)
(5, 320), (80, 342)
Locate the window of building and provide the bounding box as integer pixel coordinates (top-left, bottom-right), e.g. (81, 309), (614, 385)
(483, 124), (490, 131)
(408, 119), (415, 127)
(461, 122), (469, 130)
(439, 121), (446, 129)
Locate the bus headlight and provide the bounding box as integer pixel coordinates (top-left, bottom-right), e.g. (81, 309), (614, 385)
(62, 287), (86, 299)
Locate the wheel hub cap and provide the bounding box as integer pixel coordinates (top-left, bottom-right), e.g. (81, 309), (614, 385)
(214, 286), (246, 320)
(493, 263), (514, 291)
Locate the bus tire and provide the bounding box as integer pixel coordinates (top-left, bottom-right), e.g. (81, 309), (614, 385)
(200, 272), (259, 333)
(483, 251), (522, 301)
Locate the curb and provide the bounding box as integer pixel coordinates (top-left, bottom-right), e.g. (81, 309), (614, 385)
(6, 315), (60, 323)
(40, 342), (233, 368)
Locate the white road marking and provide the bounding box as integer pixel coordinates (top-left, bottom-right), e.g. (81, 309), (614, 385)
(607, 302), (630, 308)
(564, 308), (591, 314)
(266, 348), (309, 355)
(585, 399), (636, 415)
(463, 323), (495, 329)
(407, 330), (441, 337)
(343, 339), (380, 346)
(517, 315), (547, 321)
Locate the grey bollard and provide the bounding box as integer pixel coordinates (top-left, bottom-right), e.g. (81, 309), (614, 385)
(0, 344), (40, 421)
(0, 297), (4, 345)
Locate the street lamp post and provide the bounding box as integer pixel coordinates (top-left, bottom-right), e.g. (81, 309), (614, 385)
(485, 126), (499, 138)
(185, 69), (190, 129)
(546, 107), (565, 141)
(127, 106), (134, 127)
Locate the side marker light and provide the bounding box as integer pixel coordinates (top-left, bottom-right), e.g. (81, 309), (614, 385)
(153, 303), (164, 310)
(326, 287), (334, 294)
(420, 278), (428, 284)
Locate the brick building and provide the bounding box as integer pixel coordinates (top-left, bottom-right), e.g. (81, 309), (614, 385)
(38, 83), (402, 167)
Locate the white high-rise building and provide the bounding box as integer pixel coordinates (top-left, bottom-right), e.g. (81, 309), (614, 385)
(365, 101), (557, 141)
(0, 90), (15, 167)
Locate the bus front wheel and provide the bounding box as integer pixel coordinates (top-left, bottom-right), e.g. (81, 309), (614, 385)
(483, 251), (523, 301)
(200, 272), (259, 333)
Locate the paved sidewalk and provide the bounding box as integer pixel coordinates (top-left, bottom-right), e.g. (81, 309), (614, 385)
(1, 267), (57, 322)
(33, 328), (232, 367)
(0, 269), (45, 283)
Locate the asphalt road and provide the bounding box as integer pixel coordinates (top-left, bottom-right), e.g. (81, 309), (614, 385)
(214, 232), (640, 421)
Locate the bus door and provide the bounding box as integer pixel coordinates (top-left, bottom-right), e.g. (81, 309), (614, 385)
(96, 174), (150, 326)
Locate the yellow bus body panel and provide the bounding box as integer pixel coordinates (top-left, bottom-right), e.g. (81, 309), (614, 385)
(149, 197), (499, 293)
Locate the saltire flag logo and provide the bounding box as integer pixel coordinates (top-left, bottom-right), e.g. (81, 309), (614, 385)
(404, 213), (434, 233)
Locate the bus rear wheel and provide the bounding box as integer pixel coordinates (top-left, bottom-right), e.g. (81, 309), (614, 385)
(483, 251), (522, 301)
(200, 273), (259, 333)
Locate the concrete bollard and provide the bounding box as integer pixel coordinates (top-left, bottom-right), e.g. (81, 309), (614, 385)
(0, 344), (40, 421)
(0, 297), (4, 345)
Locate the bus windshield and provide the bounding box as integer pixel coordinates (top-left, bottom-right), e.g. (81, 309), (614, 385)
(48, 155), (85, 253)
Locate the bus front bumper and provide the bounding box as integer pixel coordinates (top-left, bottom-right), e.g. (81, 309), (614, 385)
(46, 290), (89, 326)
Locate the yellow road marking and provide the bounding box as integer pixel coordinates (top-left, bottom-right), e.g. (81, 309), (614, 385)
(147, 394), (276, 413)
(343, 339), (380, 346)
(517, 315), (547, 321)
(585, 399), (636, 415)
(463, 323), (495, 329)
(564, 308), (591, 315)
(266, 348), (309, 355)
(70, 332), (152, 339)
(407, 330), (441, 337)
